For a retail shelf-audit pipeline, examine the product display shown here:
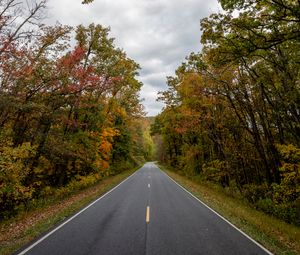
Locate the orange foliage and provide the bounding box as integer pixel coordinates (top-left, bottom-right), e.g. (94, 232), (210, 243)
(97, 128), (120, 170)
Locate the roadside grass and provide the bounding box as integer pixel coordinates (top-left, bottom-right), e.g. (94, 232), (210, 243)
(0, 166), (141, 255)
(160, 165), (300, 255)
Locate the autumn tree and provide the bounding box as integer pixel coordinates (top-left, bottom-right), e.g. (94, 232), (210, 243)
(0, 2), (148, 217)
(153, 0), (300, 225)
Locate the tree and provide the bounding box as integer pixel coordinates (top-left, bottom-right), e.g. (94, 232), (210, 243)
(0, 2), (147, 217)
(153, 0), (300, 224)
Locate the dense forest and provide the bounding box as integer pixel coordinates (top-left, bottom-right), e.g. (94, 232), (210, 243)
(152, 0), (300, 225)
(0, 0), (153, 218)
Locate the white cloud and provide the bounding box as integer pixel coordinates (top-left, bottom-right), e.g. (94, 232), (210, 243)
(46, 0), (221, 115)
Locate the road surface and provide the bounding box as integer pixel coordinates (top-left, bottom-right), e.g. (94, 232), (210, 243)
(17, 162), (271, 255)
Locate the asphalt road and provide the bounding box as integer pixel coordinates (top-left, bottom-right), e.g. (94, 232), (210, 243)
(17, 162), (272, 255)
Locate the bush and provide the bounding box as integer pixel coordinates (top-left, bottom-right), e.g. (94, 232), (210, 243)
(273, 144), (300, 204)
(0, 140), (36, 217)
(242, 183), (269, 204)
(256, 198), (300, 226)
(55, 174), (102, 198)
(256, 198), (275, 215)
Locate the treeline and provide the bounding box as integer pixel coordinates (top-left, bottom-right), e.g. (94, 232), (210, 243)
(0, 0), (151, 217)
(152, 0), (300, 225)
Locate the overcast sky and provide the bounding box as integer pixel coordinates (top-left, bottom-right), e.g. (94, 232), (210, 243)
(46, 0), (221, 116)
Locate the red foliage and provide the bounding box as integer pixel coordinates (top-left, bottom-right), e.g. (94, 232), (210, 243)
(58, 46), (85, 69)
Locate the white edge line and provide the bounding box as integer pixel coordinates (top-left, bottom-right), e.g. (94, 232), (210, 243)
(159, 168), (273, 255)
(17, 168), (141, 255)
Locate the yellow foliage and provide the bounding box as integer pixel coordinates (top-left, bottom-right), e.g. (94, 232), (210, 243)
(115, 106), (127, 119)
(99, 128), (119, 155)
(0, 139), (36, 213)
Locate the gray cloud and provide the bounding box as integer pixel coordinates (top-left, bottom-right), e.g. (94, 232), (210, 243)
(46, 0), (221, 115)
(141, 73), (166, 89)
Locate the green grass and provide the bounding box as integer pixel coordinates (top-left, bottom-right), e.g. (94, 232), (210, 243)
(0, 166), (141, 255)
(160, 165), (300, 255)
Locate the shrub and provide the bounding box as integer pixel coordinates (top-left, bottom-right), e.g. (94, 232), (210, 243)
(273, 144), (300, 204)
(242, 183), (269, 204)
(256, 198), (275, 215)
(0, 140), (36, 217)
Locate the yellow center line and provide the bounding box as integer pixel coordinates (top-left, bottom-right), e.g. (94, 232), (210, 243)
(146, 206), (150, 223)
